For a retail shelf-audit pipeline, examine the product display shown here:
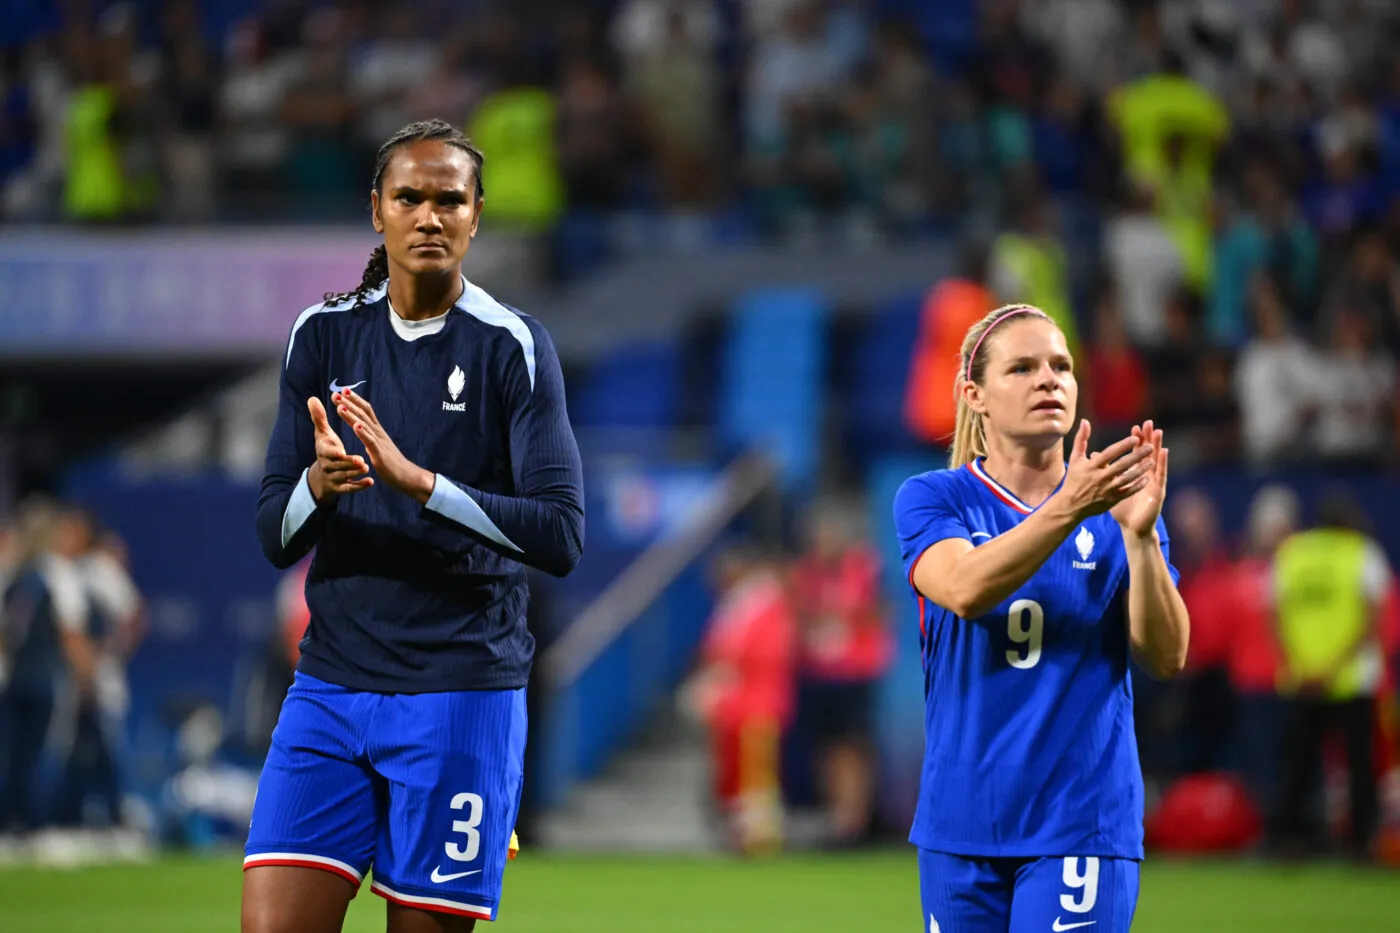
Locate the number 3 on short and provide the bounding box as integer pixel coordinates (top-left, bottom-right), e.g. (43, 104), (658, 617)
(1006, 599), (1043, 669)
(446, 792), (484, 862)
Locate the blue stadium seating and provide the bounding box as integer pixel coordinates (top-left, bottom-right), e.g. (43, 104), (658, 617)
(844, 291), (925, 465)
(718, 287), (828, 492)
(573, 339), (682, 429)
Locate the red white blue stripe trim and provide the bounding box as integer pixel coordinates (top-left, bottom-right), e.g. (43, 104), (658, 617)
(967, 460), (1033, 514)
(243, 852), (363, 887)
(371, 881), (494, 920)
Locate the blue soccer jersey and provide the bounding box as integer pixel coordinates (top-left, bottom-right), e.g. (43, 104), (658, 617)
(894, 459), (1178, 861)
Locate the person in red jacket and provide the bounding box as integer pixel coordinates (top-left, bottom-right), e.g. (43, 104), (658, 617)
(682, 547), (797, 855)
(791, 501), (891, 846)
(1228, 485), (1298, 807)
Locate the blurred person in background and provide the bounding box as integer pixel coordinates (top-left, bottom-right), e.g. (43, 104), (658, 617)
(1085, 285), (1148, 441)
(55, 510), (143, 831)
(275, 556), (311, 673)
(1270, 490), (1391, 859)
(904, 241), (997, 448)
(1235, 278), (1317, 469)
(1167, 488), (1235, 776)
(990, 189), (1078, 354)
(1229, 485), (1300, 810)
(0, 498), (95, 836)
(1309, 305), (1396, 470)
(1103, 180), (1184, 349)
(620, 2), (724, 207)
(156, 0), (218, 223)
(682, 546), (797, 856)
(1210, 163), (1319, 348)
(790, 499), (890, 847)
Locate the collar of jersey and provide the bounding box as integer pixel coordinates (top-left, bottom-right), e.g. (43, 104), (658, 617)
(967, 458), (1067, 515)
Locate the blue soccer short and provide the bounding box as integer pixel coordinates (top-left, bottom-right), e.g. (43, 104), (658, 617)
(918, 849), (1139, 933)
(245, 672), (527, 922)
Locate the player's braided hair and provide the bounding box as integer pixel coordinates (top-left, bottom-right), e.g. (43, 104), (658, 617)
(949, 304), (1053, 469)
(323, 119), (486, 308)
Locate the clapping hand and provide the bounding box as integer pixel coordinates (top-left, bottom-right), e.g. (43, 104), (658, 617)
(1110, 421), (1169, 539)
(1059, 419), (1155, 520)
(307, 396), (372, 503)
(334, 388), (435, 502)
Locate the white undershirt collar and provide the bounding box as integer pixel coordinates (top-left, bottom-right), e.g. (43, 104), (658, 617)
(387, 297), (450, 342)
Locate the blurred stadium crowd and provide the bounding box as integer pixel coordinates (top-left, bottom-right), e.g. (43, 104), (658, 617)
(2, 0), (1400, 872)
(3, 0), (1400, 465)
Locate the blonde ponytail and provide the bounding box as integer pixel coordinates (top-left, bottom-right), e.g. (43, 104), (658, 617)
(948, 382), (985, 469)
(948, 303), (1051, 469)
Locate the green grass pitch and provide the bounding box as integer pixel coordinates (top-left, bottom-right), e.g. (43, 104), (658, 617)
(1, 851), (1396, 931)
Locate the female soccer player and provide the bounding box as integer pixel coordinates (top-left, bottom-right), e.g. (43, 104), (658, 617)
(244, 120), (583, 933)
(894, 304), (1189, 933)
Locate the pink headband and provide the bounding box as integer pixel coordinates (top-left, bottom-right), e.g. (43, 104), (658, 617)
(965, 305), (1046, 382)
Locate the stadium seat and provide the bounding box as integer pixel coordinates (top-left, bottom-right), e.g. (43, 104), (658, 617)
(718, 287), (828, 492)
(844, 292), (925, 466)
(573, 339), (682, 429)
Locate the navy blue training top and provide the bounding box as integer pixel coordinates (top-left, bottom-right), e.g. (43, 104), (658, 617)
(255, 276), (584, 693)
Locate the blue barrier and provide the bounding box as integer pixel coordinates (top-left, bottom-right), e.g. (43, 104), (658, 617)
(539, 562), (713, 809)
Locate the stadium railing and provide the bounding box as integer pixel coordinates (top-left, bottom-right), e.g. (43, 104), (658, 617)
(537, 450), (778, 810)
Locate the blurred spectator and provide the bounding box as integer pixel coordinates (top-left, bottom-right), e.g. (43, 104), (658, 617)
(611, 0), (721, 68)
(275, 557), (311, 672)
(1031, 74), (1100, 197)
(1085, 286), (1148, 439)
(990, 189), (1078, 352)
(157, 0), (218, 222)
(1271, 490), (1391, 858)
(1305, 118), (1385, 242)
(623, 3), (724, 207)
(1143, 290), (1205, 435)
(57, 511), (143, 829)
(869, 22), (935, 211)
(1104, 181), (1185, 347)
(745, 1), (846, 157)
(218, 18), (301, 215)
(62, 26), (128, 222)
(1210, 163), (1319, 347)
(0, 46), (39, 219)
(1235, 279), (1317, 468)
(1108, 50), (1228, 205)
(556, 58), (637, 210)
(1169, 489), (1236, 776)
(904, 243), (997, 446)
(0, 498), (95, 833)
(1188, 349), (1241, 465)
(1309, 307), (1395, 468)
(350, 6), (440, 150)
(1021, 0), (1124, 93)
(469, 60), (565, 233)
(681, 547), (796, 855)
(1229, 485), (1300, 807)
(278, 8), (358, 214)
(790, 500), (889, 847)
(1322, 230), (1400, 357)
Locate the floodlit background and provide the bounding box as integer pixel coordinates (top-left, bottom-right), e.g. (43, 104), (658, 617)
(2, 0), (1400, 929)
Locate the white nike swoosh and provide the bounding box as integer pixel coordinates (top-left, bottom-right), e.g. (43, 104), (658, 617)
(429, 866), (482, 884)
(329, 379), (365, 394)
(971, 532), (993, 539)
(1052, 920), (1096, 932)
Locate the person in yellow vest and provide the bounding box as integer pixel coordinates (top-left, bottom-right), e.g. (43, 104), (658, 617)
(1269, 490), (1392, 859)
(990, 192), (1079, 356)
(467, 72), (564, 234)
